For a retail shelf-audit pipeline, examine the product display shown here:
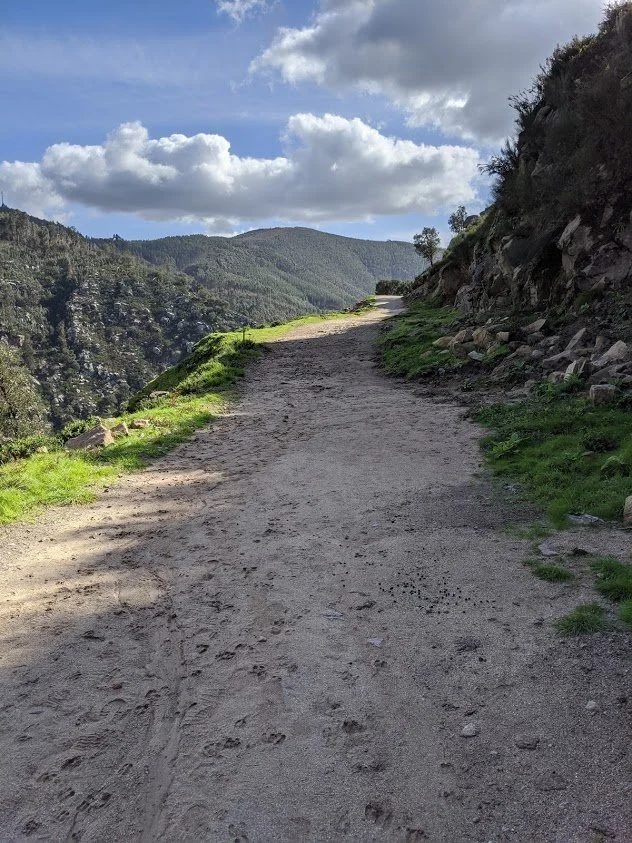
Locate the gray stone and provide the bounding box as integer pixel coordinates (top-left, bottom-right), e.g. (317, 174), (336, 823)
(589, 384), (618, 405)
(129, 418), (151, 429)
(565, 328), (588, 352)
(523, 317), (547, 335)
(468, 351), (485, 362)
(624, 496), (632, 525)
(433, 336), (453, 349)
(593, 340), (630, 369)
(111, 422), (129, 438)
(564, 359), (587, 380)
(460, 723), (479, 738)
(66, 424), (114, 451)
(514, 735), (540, 750)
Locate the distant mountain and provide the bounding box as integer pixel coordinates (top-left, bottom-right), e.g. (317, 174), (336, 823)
(0, 208), (237, 427)
(0, 212), (422, 430)
(102, 226), (426, 324)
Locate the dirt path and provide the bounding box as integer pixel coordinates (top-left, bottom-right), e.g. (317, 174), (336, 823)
(1, 297), (630, 842)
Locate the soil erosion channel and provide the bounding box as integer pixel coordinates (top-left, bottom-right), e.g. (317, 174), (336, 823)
(1, 298), (629, 842)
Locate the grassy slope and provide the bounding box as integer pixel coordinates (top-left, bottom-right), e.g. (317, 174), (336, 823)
(377, 302), (632, 527)
(0, 306), (373, 525)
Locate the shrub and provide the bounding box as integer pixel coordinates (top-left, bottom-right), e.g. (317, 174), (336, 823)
(60, 417), (101, 442)
(592, 557), (632, 601)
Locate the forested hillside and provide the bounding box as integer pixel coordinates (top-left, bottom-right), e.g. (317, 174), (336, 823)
(0, 208), (236, 426)
(105, 226), (425, 324)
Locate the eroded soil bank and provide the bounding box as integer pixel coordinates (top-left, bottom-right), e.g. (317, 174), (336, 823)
(1, 298), (629, 842)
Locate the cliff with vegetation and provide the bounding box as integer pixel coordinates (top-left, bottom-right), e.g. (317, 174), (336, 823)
(409, 3), (632, 338)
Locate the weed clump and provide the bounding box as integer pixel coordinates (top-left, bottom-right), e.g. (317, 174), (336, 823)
(527, 562), (574, 582)
(619, 600), (632, 627)
(592, 557), (632, 602)
(555, 604), (607, 635)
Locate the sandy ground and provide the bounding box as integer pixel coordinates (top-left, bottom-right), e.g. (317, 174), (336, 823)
(0, 296), (630, 843)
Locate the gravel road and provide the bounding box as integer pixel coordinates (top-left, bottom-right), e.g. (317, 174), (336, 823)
(0, 297), (630, 842)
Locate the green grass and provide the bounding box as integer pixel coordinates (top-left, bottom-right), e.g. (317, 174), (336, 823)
(525, 561), (574, 582)
(619, 600), (632, 626)
(555, 604), (608, 635)
(0, 305), (374, 525)
(377, 301), (462, 378)
(478, 389), (632, 526)
(591, 556), (632, 602)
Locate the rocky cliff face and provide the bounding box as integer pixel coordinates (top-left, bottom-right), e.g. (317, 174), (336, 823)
(409, 4), (632, 343)
(0, 209), (236, 427)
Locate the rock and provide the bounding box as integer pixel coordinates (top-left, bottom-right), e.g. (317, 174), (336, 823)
(66, 424), (114, 451)
(538, 542), (558, 557)
(452, 328), (474, 344)
(514, 735), (539, 750)
(468, 351), (485, 362)
(35, 446), (49, 454)
(593, 340), (630, 369)
(515, 345), (533, 359)
(496, 331), (511, 343)
(536, 771), (569, 792)
(623, 496), (632, 525)
(542, 351), (572, 369)
(472, 327), (494, 349)
(567, 513), (606, 526)
(433, 336), (454, 349)
(585, 700), (599, 713)
(565, 328), (588, 352)
(523, 318), (547, 335)
(111, 422), (129, 438)
(589, 384), (618, 405)
(129, 418), (151, 429)
(464, 214), (480, 229)
(547, 372), (566, 384)
(564, 359), (587, 380)
(149, 390), (169, 399)
(460, 723), (479, 738)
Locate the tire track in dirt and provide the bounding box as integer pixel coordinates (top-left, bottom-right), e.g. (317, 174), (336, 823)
(0, 297), (630, 842)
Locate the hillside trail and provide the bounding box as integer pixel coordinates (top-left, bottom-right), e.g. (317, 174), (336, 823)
(0, 296), (630, 843)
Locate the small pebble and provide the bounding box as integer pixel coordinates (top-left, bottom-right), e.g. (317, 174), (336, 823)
(460, 723), (478, 738)
(586, 700), (598, 713)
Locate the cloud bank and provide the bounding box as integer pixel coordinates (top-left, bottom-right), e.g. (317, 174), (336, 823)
(254, 0), (603, 142)
(0, 116), (481, 228)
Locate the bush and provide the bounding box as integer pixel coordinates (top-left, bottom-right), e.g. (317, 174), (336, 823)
(555, 604), (607, 635)
(375, 279), (412, 295)
(0, 343), (48, 439)
(0, 434), (61, 465)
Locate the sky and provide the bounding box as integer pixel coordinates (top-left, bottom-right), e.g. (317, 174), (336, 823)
(0, 0), (605, 243)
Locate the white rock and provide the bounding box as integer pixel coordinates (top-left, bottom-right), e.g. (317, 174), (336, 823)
(460, 723), (479, 738)
(585, 700), (598, 713)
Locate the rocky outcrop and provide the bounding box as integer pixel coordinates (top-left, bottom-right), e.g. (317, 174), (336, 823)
(65, 424), (114, 451)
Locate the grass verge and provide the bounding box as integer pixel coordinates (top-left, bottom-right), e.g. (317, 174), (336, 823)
(0, 304), (375, 525)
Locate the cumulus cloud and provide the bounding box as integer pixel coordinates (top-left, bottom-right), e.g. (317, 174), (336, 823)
(253, 0), (603, 142)
(215, 0), (271, 22)
(0, 117), (481, 228)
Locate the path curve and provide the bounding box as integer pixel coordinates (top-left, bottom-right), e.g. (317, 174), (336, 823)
(1, 297), (630, 842)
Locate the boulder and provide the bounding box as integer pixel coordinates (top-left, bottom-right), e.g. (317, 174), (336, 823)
(468, 350), (485, 362)
(624, 496), (632, 525)
(111, 422), (129, 438)
(472, 327), (494, 349)
(515, 345), (533, 359)
(564, 359), (587, 380)
(129, 418), (151, 430)
(496, 331), (511, 343)
(523, 318), (547, 335)
(542, 351), (573, 369)
(548, 372), (566, 384)
(589, 384), (618, 405)
(593, 341), (630, 370)
(66, 424), (114, 451)
(149, 390), (169, 400)
(565, 328), (588, 353)
(433, 336), (454, 349)
(452, 328), (474, 344)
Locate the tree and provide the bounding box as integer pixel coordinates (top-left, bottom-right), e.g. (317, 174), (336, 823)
(448, 205), (468, 235)
(413, 227), (441, 266)
(0, 342), (47, 439)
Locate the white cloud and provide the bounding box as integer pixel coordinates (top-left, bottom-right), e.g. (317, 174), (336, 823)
(253, 0), (604, 143)
(215, 0), (271, 23)
(0, 161), (65, 220)
(0, 117), (481, 229)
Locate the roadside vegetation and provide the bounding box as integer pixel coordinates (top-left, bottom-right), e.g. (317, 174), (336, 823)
(0, 304), (375, 525)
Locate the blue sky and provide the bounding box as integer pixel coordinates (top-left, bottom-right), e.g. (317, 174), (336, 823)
(0, 0), (604, 242)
